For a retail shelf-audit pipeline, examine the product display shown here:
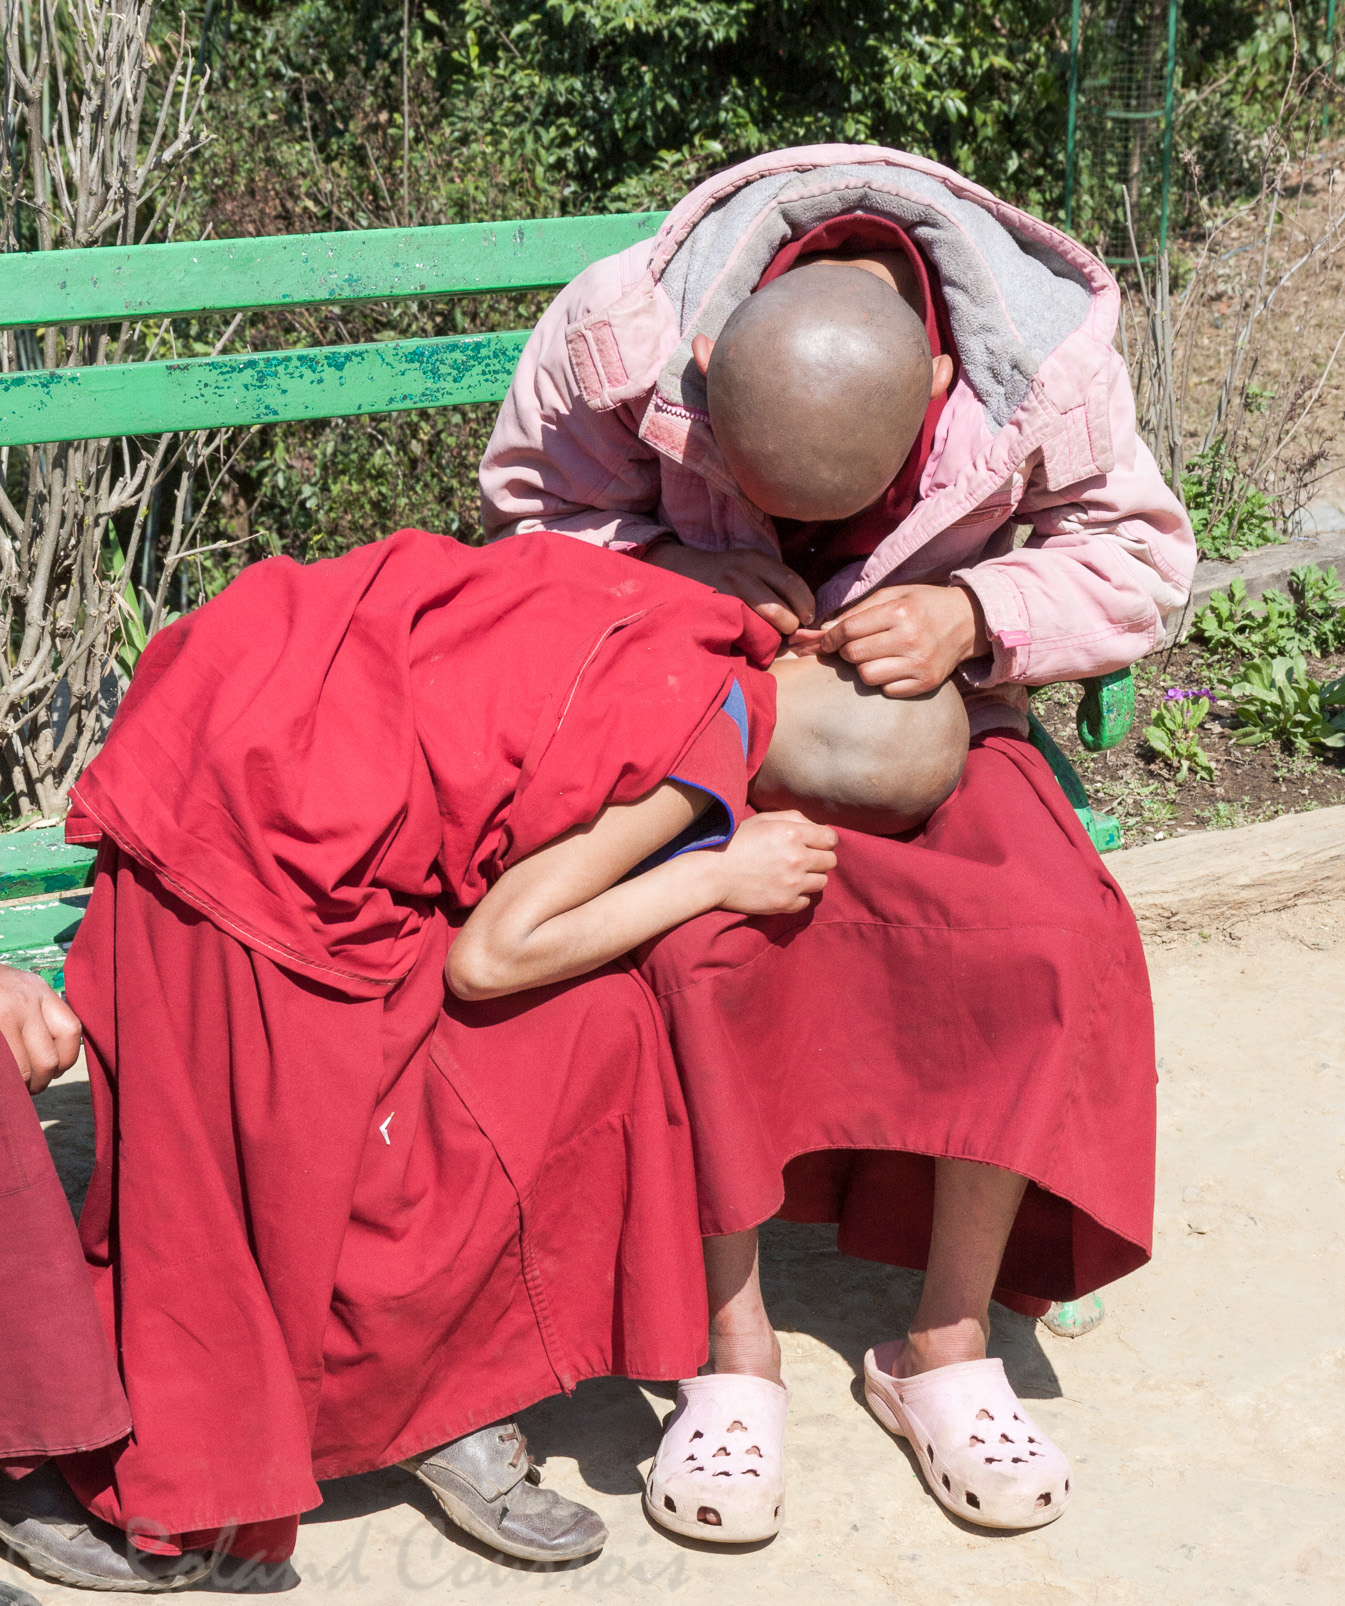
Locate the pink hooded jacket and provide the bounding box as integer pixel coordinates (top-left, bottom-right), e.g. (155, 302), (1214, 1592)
(480, 145), (1196, 735)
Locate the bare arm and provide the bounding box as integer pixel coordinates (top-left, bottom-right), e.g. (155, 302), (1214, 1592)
(447, 782), (836, 1001)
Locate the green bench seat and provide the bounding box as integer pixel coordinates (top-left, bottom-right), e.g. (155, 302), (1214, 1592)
(0, 830), (96, 990)
(0, 213), (1132, 984)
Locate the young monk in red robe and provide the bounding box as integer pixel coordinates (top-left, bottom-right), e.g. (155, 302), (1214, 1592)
(481, 146), (1194, 1542)
(0, 528), (966, 1593)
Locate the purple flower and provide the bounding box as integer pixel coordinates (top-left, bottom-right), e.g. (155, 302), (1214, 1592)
(1163, 686), (1217, 704)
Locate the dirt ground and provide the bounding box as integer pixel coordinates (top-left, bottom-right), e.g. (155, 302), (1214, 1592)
(4, 899), (1344, 1606)
(1032, 641), (1345, 845)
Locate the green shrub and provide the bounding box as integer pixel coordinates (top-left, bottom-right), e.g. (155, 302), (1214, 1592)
(1228, 656), (1345, 753)
(1288, 563), (1345, 656)
(1192, 566), (1345, 661)
(1181, 442), (1281, 561)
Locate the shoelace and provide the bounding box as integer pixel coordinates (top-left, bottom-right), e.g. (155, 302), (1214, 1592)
(498, 1426), (530, 1473)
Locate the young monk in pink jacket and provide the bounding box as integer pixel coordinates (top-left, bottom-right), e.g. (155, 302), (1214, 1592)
(481, 144), (1196, 1542)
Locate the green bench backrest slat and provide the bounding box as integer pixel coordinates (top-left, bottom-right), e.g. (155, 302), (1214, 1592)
(0, 213), (666, 329)
(0, 826), (95, 899)
(0, 892), (90, 990)
(0, 330), (531, 445)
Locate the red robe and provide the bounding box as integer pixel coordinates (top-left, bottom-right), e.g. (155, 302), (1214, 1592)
(640, 731), (1156, 1306)
(0, 1040), (130, 1473)
(58, 530), (777, 1560)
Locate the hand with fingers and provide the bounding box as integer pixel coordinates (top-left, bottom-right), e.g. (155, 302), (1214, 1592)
(0, 963), (83, 1094)
(712, 811), (838, 916)
(643, 541), (817, 637)
(794, 583), (991, 698)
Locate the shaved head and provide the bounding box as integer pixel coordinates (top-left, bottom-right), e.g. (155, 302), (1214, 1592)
(752, 651), (969, 836)
(706, 264), (933, 522)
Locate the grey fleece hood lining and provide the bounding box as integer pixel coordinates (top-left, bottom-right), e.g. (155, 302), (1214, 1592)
(653, 164), (1094, 435)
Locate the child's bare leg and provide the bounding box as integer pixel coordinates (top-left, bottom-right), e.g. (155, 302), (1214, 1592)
(885, 1157), (1028, 1378)
(702, 1228), (782, 1383)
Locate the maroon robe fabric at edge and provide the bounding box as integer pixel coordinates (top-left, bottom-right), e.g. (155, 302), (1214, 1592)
(56, 530), (778, 1562)
(640, 731), (1157, 1304)
(0, 1040), (130, 1473)
(636, 210), (1155, 1313)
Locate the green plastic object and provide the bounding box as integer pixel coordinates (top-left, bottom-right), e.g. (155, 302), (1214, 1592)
(0, 329), (531, 446)
(0, 825), (95, 899)
(0, 213), (666, 330)
(1041, 1292), (1106, 1337)
(1076, 807), (1123, 853)
(1076, 668), (1135, 751)
(1026, 709), (1123, 854)
(1026, 711), (1089, 809)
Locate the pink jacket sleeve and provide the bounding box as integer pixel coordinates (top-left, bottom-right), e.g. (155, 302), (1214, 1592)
(479, 251), (678, 552)
(951, 350), (1196, 687)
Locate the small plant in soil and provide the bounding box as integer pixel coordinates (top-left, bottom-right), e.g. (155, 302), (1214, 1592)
(1227, 656), (1345, 753)
(1144, 692), (1216, 783)
(1198, 798), (1264, 831)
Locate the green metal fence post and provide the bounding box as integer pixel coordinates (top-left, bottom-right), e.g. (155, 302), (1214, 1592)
(1159, 0), (1179, 256)
(1065, 0), (1082, 232)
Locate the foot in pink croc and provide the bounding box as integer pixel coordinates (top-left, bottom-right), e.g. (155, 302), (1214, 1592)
(645, 1374), (789, 1542)
(863, 1342), (1071, 1529)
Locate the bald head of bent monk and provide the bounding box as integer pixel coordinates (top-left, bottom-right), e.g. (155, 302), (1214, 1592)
(752, 650), (970, 836)
(694, 263), (942, 522)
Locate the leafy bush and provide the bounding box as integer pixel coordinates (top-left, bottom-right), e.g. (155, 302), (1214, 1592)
(1192, 566), (1345, 660)
(1228, 656), (1345, 752)
(1288, 563), (1345, 656)
(1181, 441), (1281, 561)
(1144, 694), (1216, 783)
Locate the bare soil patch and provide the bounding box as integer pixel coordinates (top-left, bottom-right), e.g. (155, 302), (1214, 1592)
(1031, 640), (1345, 846)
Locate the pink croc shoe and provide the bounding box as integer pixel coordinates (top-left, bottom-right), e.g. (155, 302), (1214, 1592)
(863, 1347), (1071, 1529)
(645, 1374), (789, 1543)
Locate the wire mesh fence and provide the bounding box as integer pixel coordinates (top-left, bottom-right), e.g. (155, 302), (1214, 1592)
(1066, 0), (1179, 263)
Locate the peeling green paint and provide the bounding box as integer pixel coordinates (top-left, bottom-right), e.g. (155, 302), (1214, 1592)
(0, 825), (95, 899)
(0, 329), (533, 445)
(0, 213), (666, 329)
(1077, 669), (1136, 752)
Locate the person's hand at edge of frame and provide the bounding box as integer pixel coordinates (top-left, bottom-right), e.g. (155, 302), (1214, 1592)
(0, 962), (82, 1094)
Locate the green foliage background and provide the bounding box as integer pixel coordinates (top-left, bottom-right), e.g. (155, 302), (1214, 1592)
(149, 1), (1315, 590)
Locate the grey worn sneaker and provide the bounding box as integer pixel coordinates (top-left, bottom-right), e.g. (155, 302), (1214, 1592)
(0, 1581), (43, 1606)
(0, 1466), (211, 1593)
(400, 1423), (607, 1563)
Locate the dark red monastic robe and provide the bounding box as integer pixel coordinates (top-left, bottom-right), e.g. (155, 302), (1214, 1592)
(640, 730), (1157, 1305)
(57, 530), (777, 1559)
(0, 1040), (130, 1473)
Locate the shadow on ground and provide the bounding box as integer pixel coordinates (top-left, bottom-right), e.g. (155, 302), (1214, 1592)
(31, 1076), (96, 1212)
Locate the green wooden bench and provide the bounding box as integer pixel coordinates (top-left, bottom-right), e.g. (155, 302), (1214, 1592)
(0, 212), (1133, 996)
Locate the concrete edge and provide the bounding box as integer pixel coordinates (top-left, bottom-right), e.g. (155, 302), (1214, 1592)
(1106, 803), (1345, 936)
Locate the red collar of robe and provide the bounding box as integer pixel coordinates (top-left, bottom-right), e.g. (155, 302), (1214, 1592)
(759, 213), (960, 593)
(68, 531), (778, 998)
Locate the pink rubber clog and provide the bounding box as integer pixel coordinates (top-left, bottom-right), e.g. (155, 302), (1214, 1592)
(863, 1348), (1071, 1529)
